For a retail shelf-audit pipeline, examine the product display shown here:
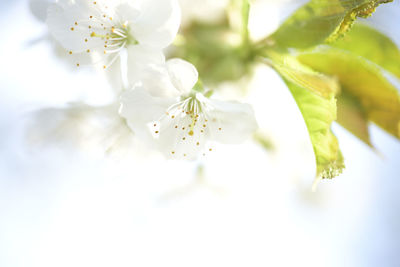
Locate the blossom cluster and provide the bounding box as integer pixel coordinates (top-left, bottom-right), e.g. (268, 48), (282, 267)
(37, 0), (258, 160)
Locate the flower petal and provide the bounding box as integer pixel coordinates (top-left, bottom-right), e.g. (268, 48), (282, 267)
(156, 110), (208, 160)
(203, 96), (259, 144)
(47, 1), (104, 52)
(26, 102), (136, 156)
(166, 58), (198, 94)
(127, 45), (181, 97)
(29, 0), (52, 22)
(131, 0), (181, 48)
(120, 87), (176, 144)
(46, 0), (135, 69)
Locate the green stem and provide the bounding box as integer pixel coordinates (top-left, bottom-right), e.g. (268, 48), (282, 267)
(241, 0), (250, 49)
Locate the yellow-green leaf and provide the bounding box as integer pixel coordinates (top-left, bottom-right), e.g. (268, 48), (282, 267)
(337, 91), (372, 146)
(332, 23), (400, 79)
(283, 79), (345, 179)
(298, 47), (400, 139)
(270, 0), (393, 49)
(266, 51), (340, 99)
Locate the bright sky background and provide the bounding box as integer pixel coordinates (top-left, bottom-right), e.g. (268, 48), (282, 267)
(0, 1), (399, 267)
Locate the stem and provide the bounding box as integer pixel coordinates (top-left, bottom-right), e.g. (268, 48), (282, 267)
(241, 0), (250, 49)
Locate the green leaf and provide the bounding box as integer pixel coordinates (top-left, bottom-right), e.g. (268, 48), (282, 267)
(337, 91), (372, 146)
(298, 47), (400, 140)
(332, 23), (400, 79)
(266, 51), (339, 99)
(283, 79), (345, 179)
(270, 0), (393, 49)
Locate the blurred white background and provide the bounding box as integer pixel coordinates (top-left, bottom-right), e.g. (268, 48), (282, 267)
(0, 1), (399, 267)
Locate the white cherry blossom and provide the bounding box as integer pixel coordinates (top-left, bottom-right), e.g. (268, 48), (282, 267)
(46, 0), (181, 69)
(120, 59), (258, 159)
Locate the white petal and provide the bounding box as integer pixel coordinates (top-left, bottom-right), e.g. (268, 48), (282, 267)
(149, 97), (211, 160)
(113, 2), (141, 22)
(26, 103), (136, 155)
(156, 109), (207, 160)
(131, 0), (181, 48)
(47, 1), (102, 52)
(46, 0), (130, 69)
(29, 0), (52, 22)
(126, 45), (181, 97)
(166, 58), (198, 94)
(119, 87), (175, 144)
(203, 96), (259, 144)
(98, 55), (124, 94)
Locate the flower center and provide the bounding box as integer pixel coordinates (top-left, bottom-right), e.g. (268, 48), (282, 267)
(150, 95), (218, 158)
(90, 23), (138, 54)
(68, 2), (140, 68)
